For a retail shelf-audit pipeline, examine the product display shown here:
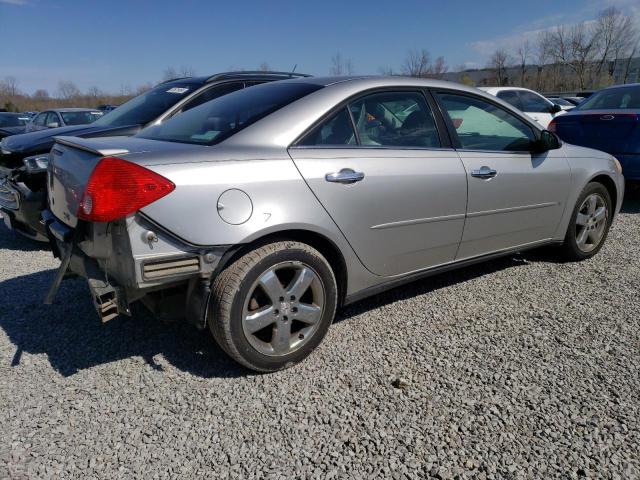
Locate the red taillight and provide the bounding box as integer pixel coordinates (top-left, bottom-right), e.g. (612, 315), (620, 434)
(78, 157), (175, 222)
(548, 118), (557, 133)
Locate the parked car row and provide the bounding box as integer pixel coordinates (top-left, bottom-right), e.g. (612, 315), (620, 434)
(0, 73), (628, 372)
(0, 112), (30, 141)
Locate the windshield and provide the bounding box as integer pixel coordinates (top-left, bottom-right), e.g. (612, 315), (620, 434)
(60, 110), (103, 125)
(578, 86), (640, 110)
(93, 82), (198, 128)
(0, 114), (27, 127)
(138, 82), (323, 145)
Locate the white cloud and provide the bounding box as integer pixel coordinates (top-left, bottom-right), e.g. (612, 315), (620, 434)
(466, 2), (640, 64)
(0, 0), (29, 5)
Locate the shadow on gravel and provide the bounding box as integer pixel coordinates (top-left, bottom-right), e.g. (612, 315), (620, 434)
(0, 221), (49, 252)
(0, 268), (247, 379)
(336, 255), (526, 322)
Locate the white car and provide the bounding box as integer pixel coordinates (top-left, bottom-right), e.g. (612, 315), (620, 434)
(479, 87), (564, 128)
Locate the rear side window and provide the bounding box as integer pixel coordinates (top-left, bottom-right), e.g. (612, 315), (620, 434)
(300, 91), (441, 148)
(496, 90), (523, 110)
(178, 82), (245, 114)
(436, 92), (535, 152)
(138, 82), (323, 145)
(578, 86), (640, 110)
(299, 108), (356, 146)
(519, 91), (552, 113)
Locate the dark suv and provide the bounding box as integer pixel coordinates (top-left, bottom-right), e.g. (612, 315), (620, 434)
(0, 71), (310, 241)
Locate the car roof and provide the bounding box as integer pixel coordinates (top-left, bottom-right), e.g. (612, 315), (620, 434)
(478, 86), (539, 93)
(159, 71), (312, 87)
(49, 108), (103, 113)
(597, 82), (640, 92)
(276, 75), (477, 92)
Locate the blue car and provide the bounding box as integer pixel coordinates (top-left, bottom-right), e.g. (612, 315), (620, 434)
(549, 83), (640, 180)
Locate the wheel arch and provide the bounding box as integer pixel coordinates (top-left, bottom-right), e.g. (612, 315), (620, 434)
(589, 173), (618, 219)
(214, 228), (349, 307)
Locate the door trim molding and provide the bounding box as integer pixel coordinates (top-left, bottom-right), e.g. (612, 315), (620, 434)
(467, 201), (560, 218)
(370, 213), (466, 230)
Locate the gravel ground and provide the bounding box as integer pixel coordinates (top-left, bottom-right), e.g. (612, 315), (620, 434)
(1, 188), (639, 480)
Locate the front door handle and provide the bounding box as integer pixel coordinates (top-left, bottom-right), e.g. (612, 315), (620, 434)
(471, 166), (498, 179)
(325, 168), (365, 184)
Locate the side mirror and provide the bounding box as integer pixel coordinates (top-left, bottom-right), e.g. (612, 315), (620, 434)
(46, 122), (59, 128)
(533, 130), (561, 153)
(550, 103), (563, 114)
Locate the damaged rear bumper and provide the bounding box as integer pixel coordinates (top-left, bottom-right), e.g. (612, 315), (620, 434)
(42, 210), (230, 326)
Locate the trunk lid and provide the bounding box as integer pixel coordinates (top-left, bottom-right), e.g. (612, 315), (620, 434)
(554, 110), (640, 154)
(48, 135), (200, 228)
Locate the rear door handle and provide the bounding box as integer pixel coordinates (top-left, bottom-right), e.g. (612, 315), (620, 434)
(325, 168), (365, 184)
(471, 166), (497, 179)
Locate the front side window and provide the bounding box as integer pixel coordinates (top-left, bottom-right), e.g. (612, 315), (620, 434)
(33, 113), (47, 127)
(299, 108), (356, 146)
(45, 112), (60, 126)
(138, 82), (323, 145)
(349, 91), (440, 147)
(519, 91), (552, 113)
(60, 111), (103, 125)
(577, 86), (640, 110)
(497, 90), (523, 110)
(436, 92), (535, 152)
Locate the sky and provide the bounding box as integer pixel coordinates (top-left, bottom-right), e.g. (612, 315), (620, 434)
(1, 0), (638, 95)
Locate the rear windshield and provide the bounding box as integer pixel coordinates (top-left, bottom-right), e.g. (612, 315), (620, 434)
(60, 111), (103, 125)
(137, 82), (323, 145)
(0, 114), (27, 127)
(93, 82), (198, 128)
(577, 86), (640, 110)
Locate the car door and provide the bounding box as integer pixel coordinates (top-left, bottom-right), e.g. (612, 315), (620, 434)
(518, 90), (557, 128)
(29, 112), (48, 132)
(289, 90), (468, 277)
(46, 112), (61, 128)
(434, 91), (571, 260)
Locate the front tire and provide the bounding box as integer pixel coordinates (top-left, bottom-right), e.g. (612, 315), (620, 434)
(561, 182), (612, 261)
(209, 241), (338, 372)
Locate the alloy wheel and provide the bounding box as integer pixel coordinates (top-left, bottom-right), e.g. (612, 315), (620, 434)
(575, 193), (608, 253)
(242, 261), (325, 356)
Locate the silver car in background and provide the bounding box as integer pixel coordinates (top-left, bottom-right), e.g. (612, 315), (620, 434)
(44, 77), (624, 372)
(25, 108), (103, 132)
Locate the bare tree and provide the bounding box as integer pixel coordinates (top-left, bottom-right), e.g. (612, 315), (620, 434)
(136, 82), (153, 94)
(0, 76), (20, 96)
(330, 52), (354, 75)
(545, 23), (600, 90)
(178, 66), (195, 77)
(432, 56), (448, 78)
(259, 62), (270, 72)
(378, 66), (396, 76)
(515, 40), (532, 86)
(57, 80), (81, 100)
(535, 32), (552, 90)
(86, 86), (103, 99)
(32, 89), (49, 100)
(488, 49), (510, 86)
(402, 49), (431, 77)
(162, 67), (178, 81)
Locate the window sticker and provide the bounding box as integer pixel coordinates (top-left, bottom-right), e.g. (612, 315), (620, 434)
(167, 87), (189, 94)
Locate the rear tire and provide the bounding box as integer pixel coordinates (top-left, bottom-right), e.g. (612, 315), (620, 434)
(209, 241), (337, 372)
(560, 182), (612, 261)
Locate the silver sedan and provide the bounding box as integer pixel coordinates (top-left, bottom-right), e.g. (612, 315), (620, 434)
(44, 77), (624, 371)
